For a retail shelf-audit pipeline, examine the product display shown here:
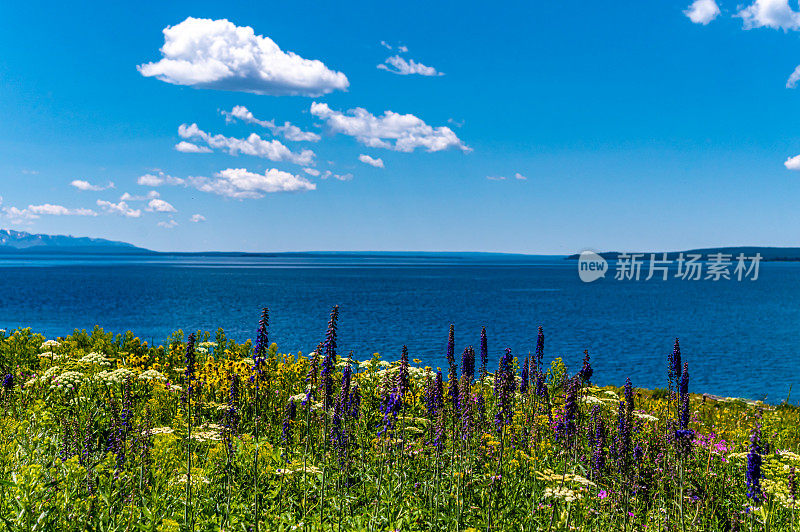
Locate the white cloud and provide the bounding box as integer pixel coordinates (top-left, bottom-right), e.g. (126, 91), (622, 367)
(71, 179), (115, 191)
(189, 167), (316, 199)
(358, 154), (384, 168)
(222, 106), (320, 141)
(138, 171), (185, 187)
(158, 219), (178, 229)
(28, 204), (97, 216)
(178, 123), (315, 165)
(787, 65), (800, 87)
(784, 154), (800, 169)
(175, 141), (212, 153)
(310, 102), (470, 153)
(487, 173), (527, 181)
(147, 198), (177, 212)
(738, 0), (800, 30)
(319, 170), (353, 181)
(378, 55), (442, 76)
(96, 200), (142, 218)
(685, 0), (721, 24)
(21, 169), (38, 175)
(137, 17), (349, 96)
(3, 203), (97, 222)
(120, 191), (160, 201)
(380, 41), (408, 53)
(190, 213), (206, 222)
(303, 167), (320, 176)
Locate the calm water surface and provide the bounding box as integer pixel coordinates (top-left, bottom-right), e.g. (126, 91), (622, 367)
(0, 253), (797, 402)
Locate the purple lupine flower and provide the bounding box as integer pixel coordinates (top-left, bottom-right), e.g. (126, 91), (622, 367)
(746, 421), (763, 504)
(535, 326), (545, 373)
(617, 378), (634, 475)
(282, 399), (297, 443)
(447, 324), (455, 367)
(669, 338), (681, 386)
(347, 385), (361, 419)
(461, 346), (475, 383)
(319, 349), (335, 410)
(493, 348), (516, 432)
(448, 359), (459, 412)
(479, 327), (488, 379)
(675, 363), (694, 456)
(2, 373), (12, 391)
(535, 372), (547, 398)
(253, 307), (269, 359)
(520, 356), (529, 395)
(555, 376), (579, 446)
(426, 370), (444, 417)
(378, 386), (402, 436)
(591, 406), (605, 480)
(579, 350), (593, 384)
(789, 466), (797, 502)
(251, 309), (269, 387)
(324, 305), (339, 361)
(184, 333), (197, 395)
(397, 345), (410, 398)
(679, 362), (690, 430)
(460, 375), (474, 439)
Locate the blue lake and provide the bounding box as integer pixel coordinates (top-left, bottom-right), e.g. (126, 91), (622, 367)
(0, 253), (797, 402)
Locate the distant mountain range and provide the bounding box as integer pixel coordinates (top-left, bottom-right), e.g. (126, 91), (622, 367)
(0, 229), (151, 254)
(1, 230), (799, 261)
(565, 247), (800, 262)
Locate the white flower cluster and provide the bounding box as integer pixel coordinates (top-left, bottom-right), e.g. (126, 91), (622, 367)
(190, 430), (222, 442)
(78, 352), (112, 368)
(40, 339), (60, 350)
(50, 371), (85, 391)
(633, 411), (659, 422)
(543, 486), (583, 503)
(147, 427), (175, 436)
(138, 369), (167, 382)
(97, 368), (135, 385)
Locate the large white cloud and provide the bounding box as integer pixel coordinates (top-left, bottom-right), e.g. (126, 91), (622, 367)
(137, 17), (349, 96)
(377, 55), (442, 76)
(738, 0), (800, 30)
(178, 123), (315, 165)
(189, 168), (316, 199)
(71, 179), (115, 191)
(96, 200), (142, 218)
(685, 0), (721, 24)
(222, 106), (320, 141)
(310, 102), (470, 153)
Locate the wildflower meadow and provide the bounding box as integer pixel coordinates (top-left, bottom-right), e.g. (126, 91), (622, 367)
(1, 306), (799, 531)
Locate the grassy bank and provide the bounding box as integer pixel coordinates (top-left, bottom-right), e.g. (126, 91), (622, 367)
(0, 308), (798, 531)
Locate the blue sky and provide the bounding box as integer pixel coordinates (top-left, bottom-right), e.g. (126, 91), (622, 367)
(1, 0), (800, 253)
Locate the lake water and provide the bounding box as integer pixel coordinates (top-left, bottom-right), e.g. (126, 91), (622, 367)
(0, 253), (797, 402)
